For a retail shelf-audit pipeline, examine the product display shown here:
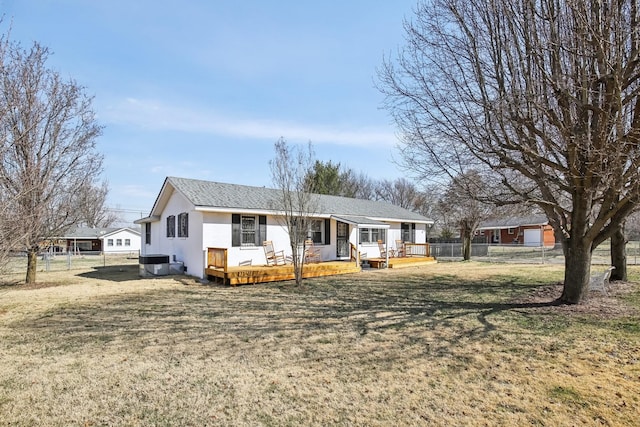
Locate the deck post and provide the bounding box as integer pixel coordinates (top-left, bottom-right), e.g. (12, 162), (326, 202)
(385, 231), (389, 268)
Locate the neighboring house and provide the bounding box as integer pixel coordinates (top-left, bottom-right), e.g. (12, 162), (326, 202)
(135, 177), (434, 279)
(101, 228), (142, 254)
(61, 227), (141, 254)
(476, 215), (557, 247)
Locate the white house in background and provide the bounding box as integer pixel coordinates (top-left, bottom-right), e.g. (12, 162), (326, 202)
(101, 228), (142, 254)
(62, 227), (141, 254)
(135, 177), (434, 279)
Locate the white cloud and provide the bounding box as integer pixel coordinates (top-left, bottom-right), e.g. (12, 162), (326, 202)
(118, 184), (158, 201)
(101, 97), (397, 148)
(148, 162), (213, 179)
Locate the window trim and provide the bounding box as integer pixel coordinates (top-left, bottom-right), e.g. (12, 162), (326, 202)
(232, 214), (267, 247)
(309, 219), (324, 244)
(167, 215), (176, 238)
(401, 222), (416, 243)
(178, 212), (189, 238)
(241, 215), (257, 246)
(360, 228), (386, 244)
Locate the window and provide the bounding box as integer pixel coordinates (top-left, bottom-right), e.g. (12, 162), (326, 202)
(309, 220), (323, 244)
(241, 215), (256, 245)
(360, 228), (386, 244)
(178, 213), (189, 237)
(125, 239), (131, 246)
(145, 223), (151, 245)
(167, 215), (176, 238)
(116, 239), (122, 246)
(107, 239), (113, 247)
(232, 214), (267, 247)
(507, 227), (515, 235)
(401, 223), (416, 243)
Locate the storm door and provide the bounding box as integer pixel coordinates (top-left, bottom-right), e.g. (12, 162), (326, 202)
(336, 221), (349, 258)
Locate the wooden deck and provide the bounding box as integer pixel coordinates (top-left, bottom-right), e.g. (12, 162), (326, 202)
(204, 246), (436, 286)
(205, 261), (361, 286)
(367, 256), (437, 269)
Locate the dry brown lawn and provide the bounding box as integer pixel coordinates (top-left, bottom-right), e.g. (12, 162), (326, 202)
(1, 262), (639, 426)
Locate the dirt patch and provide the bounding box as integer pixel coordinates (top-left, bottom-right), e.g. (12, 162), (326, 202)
(517, 280), (639, 319)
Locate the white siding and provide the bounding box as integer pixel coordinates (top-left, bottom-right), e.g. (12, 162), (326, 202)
(141, 191), (205, 277)
(144, 191), (432, 279)
(203, 213), (291, 268)
(102, 229), (141, 253)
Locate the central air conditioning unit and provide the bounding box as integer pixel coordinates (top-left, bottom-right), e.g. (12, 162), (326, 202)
(138, 254), (170, 277)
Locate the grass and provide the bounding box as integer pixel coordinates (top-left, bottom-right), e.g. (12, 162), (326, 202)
(1, 262), (639, 426)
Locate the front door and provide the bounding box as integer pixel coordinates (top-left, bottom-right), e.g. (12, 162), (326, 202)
(336, 221), (349, 258)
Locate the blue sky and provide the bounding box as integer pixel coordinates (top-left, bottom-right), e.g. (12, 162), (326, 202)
(3, 0), (416, 224)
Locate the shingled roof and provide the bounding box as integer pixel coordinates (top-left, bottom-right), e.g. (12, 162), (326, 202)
(148, 176), (432, 223)
(478, 215), (549, 229)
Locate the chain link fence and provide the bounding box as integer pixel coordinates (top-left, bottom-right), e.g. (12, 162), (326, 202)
(3, 251), (140, 275)
(431, 241), (640, 265)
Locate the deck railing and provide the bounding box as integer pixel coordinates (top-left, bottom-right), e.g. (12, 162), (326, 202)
(404, 243), (430, 257)
(350, 243), (365, 263)
(207, 247), (228, 271)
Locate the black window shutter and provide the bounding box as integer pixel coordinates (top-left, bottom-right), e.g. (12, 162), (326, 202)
(232, 214), (241, 247)
(324, 218), (330, 245)
(258, 215), (267, 245)
(411, 223), (416, 242)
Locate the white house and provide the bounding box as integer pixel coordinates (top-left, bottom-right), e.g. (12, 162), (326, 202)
(135, 177), (434, 279)
(61, 227), (141, 254)
(101, 228), (142, 254)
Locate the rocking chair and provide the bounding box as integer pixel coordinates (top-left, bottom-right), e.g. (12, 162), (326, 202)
(263, 240), (286, 266)
(304, 239), (322, 263)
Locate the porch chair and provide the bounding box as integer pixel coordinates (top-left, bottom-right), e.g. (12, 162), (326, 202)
(263, 240), (286, 266)
(304, 239), (322, 263)
(377, 240), (390, 258)
(395, 240), (406, 257)
(589, 266), (615, 296)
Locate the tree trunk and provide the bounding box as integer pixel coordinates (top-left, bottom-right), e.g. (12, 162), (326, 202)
(462, 234), (471, 260)
(291, 239), (304, 286)
(461, 226), (472, 261)
(610, 221), (627, 281)
(560, 241), (592, 304)
(26, 247), (38, 284)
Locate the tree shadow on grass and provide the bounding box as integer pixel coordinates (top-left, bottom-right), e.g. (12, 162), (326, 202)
(7, 271), (570, 369)
(76, 264), (141, 282)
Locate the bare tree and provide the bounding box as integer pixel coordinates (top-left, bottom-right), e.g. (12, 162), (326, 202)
(625, 211), (640, 240)
(75, 181), (120, 228)
(0, 188), (23, 274)
(438, 171), (496, 260)
(379, 0), (640, 303)
(269, 138), (318, 285)
(0, 38), (104, 283)
(343, 170), (377, 200)
(412, 184), (441, 227)
(373, 178), (422, 210)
